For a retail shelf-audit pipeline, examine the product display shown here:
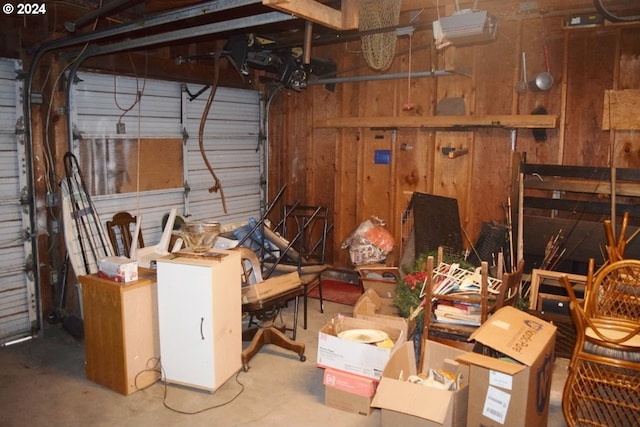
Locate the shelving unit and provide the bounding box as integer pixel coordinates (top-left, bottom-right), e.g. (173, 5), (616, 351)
(315, 114), (559, 129)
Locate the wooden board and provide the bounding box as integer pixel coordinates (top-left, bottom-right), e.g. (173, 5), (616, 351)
(603, 89), (640, 130)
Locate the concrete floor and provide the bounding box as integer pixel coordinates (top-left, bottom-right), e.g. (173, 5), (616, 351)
(0, 298), (568, 427)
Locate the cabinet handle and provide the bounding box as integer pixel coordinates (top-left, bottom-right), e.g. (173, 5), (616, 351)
(200, 317), (205, 340)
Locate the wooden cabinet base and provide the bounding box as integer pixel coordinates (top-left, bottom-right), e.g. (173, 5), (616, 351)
(79, 270), (160, 395)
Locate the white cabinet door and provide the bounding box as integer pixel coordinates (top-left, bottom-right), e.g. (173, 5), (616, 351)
(156, 251), (241, 392)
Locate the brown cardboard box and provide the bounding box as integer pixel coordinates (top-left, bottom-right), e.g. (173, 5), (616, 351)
(317, 316), (406, 380)
(353, 288), (415, 338)
(356, 265), (400, 299)
(241, 271), (300, 304)
(323, 368), (377, 416)
(457, 306), (557, 427)
(371, 340), (470, 427)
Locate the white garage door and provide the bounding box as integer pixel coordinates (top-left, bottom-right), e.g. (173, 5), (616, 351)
(0, 58), (38, 345)
(70, 71), (263, 251)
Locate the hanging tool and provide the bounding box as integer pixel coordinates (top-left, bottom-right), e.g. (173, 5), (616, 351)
(198, 50), (228, 214)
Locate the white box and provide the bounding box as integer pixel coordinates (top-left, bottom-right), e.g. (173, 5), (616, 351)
(317, 316), (405, 380)
(97, 256), (138, 282)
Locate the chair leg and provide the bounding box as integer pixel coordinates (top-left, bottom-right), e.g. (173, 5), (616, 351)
(317, 277), (324, 313)
(303, 283), (308, 330)
(292, 295), (299, 340)
(241, 324), (306, 371)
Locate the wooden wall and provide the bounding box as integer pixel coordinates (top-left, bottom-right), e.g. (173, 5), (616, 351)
(267, 11), (640, 270)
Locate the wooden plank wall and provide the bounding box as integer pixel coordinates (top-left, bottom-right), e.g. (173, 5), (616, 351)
(268, 10), (640, 270)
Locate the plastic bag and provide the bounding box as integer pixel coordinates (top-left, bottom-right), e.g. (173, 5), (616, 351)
(341, 216), (395, 265)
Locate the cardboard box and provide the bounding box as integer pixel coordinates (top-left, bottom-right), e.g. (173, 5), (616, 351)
(372, 340), (470, 427)
(97, 256), (138, 282)
(241, 271), (300, 304)
(457, 306), (557, 427)
(317, 316), (406, 380)
(353, 288), (415, 338)
(356, 265), (400, 299)
(323, 368), (377, 415)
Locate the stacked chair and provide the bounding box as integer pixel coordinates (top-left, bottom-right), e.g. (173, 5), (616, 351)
(236, 185), (333, 330)
(560, 258), (640, 426)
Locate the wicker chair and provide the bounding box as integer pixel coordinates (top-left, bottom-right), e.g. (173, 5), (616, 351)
(560, 259), (640, 427)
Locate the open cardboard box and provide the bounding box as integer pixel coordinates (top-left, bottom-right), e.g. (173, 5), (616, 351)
(371, 340), (470, 427)
(241, 271), (300, 304)
(457, 306), (557, 427)
(317, 315), (406, 380)
(353, 288), (415, 338)
(356, 265), (400, 299)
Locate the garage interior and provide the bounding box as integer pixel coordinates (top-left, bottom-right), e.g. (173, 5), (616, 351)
(1, 1), (640, 426)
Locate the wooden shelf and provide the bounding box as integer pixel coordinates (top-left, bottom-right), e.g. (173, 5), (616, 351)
(315, 115), (558, 129)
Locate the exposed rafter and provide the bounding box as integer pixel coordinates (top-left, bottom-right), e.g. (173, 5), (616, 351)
(262, 0), (358, 30)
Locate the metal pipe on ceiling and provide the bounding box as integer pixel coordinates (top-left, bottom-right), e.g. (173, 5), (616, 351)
(31, 0), (261, 66)
(308, 69), (455, 85)
(64, 0), (145, 32)
(65, 11), (297, 150)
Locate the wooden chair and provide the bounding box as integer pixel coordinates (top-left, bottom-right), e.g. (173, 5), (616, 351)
(106, 211), (144, 258)
(422, 254), (524, 352)
(235, 247), (306, 372)
(560, 259), (640, 427)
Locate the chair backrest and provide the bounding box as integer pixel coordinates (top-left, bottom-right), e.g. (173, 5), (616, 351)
(235, 246), (264, 285)
(495, 259), (525, 310)
(561, 259), (640, 350)
(423, 256), (492, 326)
(588, 258), (640, 322)
(106, 211), (144, 258)
(280, 205), (330, 265)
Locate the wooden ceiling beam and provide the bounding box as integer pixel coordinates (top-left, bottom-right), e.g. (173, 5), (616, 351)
(262, 0), (358, 30)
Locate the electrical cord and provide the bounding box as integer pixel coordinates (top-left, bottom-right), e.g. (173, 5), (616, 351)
(134, 356), (246, 414)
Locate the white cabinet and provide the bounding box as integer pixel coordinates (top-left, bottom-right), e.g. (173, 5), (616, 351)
(156, 250), (241, 392)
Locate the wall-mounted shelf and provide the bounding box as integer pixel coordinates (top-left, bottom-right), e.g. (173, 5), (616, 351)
(315, 115), (558, 129)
